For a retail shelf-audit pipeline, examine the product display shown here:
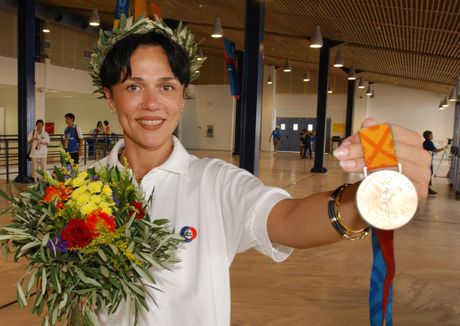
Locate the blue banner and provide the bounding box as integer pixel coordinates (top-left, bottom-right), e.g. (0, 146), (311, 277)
(114, 0), (130, 20)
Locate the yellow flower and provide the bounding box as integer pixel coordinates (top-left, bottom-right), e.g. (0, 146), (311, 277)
(90, 195), (102, 204)
(98, 201), (113, 215)
(102, 185), (112, 197)
(88, 181), (103, 194)
(81, 202), (97, 216)
(76, 193), (91, 205)
(73, 171), (88, 187)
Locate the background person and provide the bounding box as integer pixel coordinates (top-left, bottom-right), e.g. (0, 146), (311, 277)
(62, 113), (84, 164)
(422, 130), (446, 195)
(269, 125), (282, 153)
(27, 119), (50, 183)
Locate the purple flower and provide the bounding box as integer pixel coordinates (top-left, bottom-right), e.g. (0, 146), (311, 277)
(66, 164), (73, 172)
(112, 192), (120, 207)
(46, 234), (68, 253)
(63, 175), (70, 180)
(92, 175), (99, 181)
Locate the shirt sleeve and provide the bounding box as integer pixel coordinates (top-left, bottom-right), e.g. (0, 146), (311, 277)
(44, 132), (50, 145)
(211, 160), (293, 263)
(423, 140), (436, 151)
(77, 126), (84, 139)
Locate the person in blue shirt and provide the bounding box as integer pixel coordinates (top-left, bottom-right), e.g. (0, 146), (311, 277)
(422, 130), (446, 195)
(63, 113), (84, 164)
(269, 126), (282, 153)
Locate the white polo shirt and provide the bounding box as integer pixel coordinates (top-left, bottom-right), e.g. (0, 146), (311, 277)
(97, 137), (293, 326)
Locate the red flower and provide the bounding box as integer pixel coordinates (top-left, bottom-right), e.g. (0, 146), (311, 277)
(129, 200), (145, 220)
(85, 209), (116, 237)
(61, 219), (93, 248)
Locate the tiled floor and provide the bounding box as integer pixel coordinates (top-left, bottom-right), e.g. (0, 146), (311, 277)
(1, 151), (459, 325)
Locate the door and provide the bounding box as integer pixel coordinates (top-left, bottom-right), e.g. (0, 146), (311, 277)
(276, 117), (306, 152)
(276, 117), (332, 153)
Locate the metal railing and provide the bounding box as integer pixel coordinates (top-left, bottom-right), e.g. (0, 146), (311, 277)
(0, 133), (123, 184)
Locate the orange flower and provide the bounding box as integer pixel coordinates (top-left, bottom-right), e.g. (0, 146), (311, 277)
(42, 186), (60, 203)
(85, 209), (116, 238)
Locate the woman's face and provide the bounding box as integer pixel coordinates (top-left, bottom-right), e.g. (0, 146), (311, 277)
(104, 45), (185, 152)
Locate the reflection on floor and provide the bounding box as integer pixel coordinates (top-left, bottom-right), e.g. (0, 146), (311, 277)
(1, 151), (459, 325)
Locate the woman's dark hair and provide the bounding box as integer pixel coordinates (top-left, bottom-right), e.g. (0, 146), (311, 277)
(100, 30), (190, 95)
(97, 121), (102, 127)
(36, 119), (44, 125)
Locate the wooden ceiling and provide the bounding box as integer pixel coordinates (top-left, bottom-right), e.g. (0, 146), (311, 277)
(36, 0), (460, 95)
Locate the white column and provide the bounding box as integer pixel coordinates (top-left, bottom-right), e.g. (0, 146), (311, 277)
(261, 65), (276, 152)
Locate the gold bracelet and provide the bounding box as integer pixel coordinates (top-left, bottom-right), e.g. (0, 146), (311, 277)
(328, 184), (369, 240)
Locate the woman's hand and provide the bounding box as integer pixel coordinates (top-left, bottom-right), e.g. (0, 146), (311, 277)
(333, 118), (431, 201)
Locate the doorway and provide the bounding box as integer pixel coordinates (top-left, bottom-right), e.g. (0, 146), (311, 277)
(276, 117), (332, 153)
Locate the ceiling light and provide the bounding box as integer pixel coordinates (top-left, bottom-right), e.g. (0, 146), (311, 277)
(442, 96), (449, 108)
(197, 48), (205, 61)
(89, 8), (100, 27)
(282, 59), (291, 72)
(42, 21), (50, 33)
(333, 48), (344, 68)
(303, 69), (311, 82)
(366, 84), (372, 96)
(438, 100), (445, 110)
(310, 25), (323, 48)
(358, 77), (365, 89)
(211, 17), (223, 38)
(448, 89), (457, 102)
(347, 67), (357, 80)
(267, 75), (273, 85)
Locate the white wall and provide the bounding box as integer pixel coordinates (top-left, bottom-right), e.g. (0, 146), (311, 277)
(179, 85), (235, 150)
(367, 83), (455, 145)
(275, 93), (347, 138)
(45, 97), (121, 135)
(0, 87), (18, 134)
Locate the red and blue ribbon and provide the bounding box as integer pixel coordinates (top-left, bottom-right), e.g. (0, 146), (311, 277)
(369, 228), (395, 326)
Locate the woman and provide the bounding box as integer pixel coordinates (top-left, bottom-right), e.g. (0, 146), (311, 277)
(93, 19), (430, 325)
(27, 119), (50, 183)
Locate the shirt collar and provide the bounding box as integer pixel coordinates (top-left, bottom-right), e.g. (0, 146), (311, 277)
(107, 136), (189, 175)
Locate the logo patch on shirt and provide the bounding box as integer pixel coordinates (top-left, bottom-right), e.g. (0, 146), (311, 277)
(180, 226), (197, 242)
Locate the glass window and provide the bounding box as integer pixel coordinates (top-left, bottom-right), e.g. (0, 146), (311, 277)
(293, 123), (298, 131)
(280, 124), (286, 130)
(307, 124), (313, 131)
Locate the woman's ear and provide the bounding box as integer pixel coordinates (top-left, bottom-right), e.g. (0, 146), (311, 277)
(103, 88), (117, 113)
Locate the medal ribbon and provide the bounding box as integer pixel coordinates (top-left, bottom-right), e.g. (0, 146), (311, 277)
(359, 124), (397, 326)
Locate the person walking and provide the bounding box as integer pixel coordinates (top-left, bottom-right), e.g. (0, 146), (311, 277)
(27, 119), (50, 183)
(63, 113), (84, 164)
(422, 130), (446, 195)
(269, 125), (282, 154)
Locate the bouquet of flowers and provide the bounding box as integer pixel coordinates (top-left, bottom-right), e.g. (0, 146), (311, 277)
(0, 151), (184, 325)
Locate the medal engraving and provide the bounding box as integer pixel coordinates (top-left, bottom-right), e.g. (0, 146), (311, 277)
(356, 170), (418, 230)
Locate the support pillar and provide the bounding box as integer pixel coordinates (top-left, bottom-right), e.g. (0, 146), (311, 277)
(16, 0), (36, 183)
(233, 50), (244, 155)
(239, 0), (264, 175)
(345, 79), (356, 138)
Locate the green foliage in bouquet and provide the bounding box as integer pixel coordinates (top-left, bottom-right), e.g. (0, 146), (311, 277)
(0, 151), (184, 325)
